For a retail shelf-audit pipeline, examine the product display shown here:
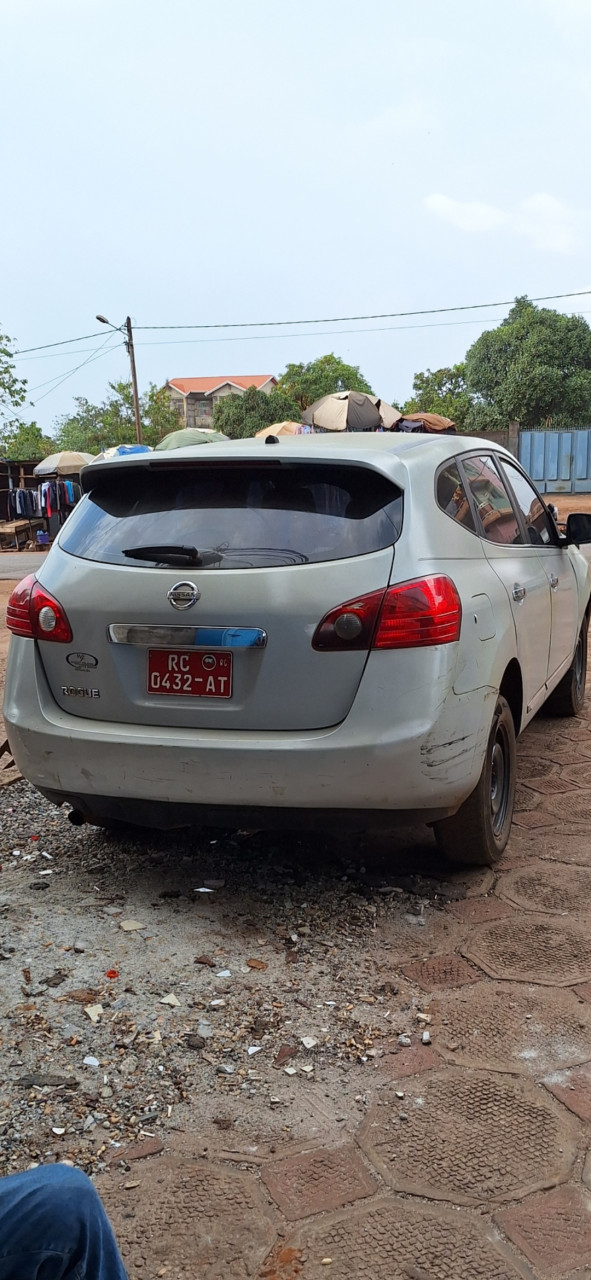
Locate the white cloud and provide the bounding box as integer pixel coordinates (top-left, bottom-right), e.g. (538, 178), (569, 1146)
(424, 191), (585, 254)
(424, 194), (509, 233)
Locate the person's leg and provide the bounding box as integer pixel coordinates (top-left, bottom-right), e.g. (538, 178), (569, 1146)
(0, 1164), (127, 1280)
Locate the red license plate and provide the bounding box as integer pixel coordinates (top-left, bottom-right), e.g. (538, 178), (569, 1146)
(147, 650), (233, 698)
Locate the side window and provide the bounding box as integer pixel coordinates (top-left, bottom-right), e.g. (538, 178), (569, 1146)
(462, 456), (521, 545)
(500, 460), (556, 547)
(436, 462), (476, 532)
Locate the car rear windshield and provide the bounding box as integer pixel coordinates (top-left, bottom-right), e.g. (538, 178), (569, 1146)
(60, 461), (403, 568)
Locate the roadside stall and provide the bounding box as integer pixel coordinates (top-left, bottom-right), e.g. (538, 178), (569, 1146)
(0, 458), (45, 550)
(32, 451), (93, 544)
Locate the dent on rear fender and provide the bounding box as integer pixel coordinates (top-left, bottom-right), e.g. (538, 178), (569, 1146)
(420, 688), (494, 782)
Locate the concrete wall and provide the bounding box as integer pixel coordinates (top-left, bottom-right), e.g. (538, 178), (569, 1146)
(461, 421), (519, 457)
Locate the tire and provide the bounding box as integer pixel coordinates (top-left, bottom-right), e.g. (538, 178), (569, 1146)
(433, 694), (516, 867)
(544, 615), (588, 717)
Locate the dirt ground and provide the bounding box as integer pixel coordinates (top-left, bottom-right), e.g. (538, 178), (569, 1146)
(2, 517), (591, 1278)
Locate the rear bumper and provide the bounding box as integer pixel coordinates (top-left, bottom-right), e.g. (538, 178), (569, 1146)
(4, 640), (494, 827)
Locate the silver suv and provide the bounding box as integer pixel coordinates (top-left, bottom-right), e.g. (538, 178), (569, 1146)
(5, 433), (591, 865)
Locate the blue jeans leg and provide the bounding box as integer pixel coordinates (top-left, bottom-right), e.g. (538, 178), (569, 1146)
(0, 1164), (128, 1280)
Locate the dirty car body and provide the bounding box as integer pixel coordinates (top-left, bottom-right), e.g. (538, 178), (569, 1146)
(5, 434), (591, 865)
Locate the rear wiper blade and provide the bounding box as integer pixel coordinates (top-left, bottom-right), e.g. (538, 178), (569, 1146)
(122, 544), (223, 566)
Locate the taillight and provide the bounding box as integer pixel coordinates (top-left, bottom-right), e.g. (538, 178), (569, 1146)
(6, 575), (73, 643)
(373, 575), (462, 648)
(312, 589), (386, 650)
(312, 575), (461, 652)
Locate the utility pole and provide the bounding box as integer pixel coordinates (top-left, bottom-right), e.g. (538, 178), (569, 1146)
(96, 313), (143, 444)
(125, 317), (142, 445)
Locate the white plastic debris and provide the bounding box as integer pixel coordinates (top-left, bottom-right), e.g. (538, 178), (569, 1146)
(301, 1036), (318, 1051)
(119, 920), (145, 932)
(422, 1030), (432, 1045)
(84, 1004), (103, 1023)
(216, 970), (231, 978)
(52, 1127), (65, 1135)
(248, 1046), (261, 1056)
(210, 998), (226, 1008)
(194, 887), (215, 894)
(284, 1066), (297, 1076)
(159, 993), (180, 1007)
(83, 1055), (99, 1067)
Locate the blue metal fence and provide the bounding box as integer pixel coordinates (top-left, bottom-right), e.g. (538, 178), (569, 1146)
(518, 428), (591, 494)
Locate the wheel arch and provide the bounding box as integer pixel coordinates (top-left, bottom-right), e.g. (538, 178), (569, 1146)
(499, 659), (523, 737)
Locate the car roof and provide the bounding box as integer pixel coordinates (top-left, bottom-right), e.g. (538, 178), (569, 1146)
(81, 432), (514, 492)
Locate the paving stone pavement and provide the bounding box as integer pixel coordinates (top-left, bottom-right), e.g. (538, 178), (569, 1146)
(84, 672), (591, 1279)
(4, 612), (591, 1275)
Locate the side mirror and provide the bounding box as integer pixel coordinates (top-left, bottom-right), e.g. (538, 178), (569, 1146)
(566, 512), (591, 545)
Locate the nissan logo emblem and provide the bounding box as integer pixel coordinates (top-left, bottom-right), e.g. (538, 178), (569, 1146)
(167, 581), (200, 611)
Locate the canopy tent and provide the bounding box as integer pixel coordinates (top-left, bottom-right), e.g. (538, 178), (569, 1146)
(302, 391), (402, 433)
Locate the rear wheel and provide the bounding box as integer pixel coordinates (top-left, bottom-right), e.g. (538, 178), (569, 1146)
(545, 616), (588, 717)
(433, 695), (516, 867)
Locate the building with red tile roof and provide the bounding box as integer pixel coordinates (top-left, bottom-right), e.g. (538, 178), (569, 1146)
(166, 375), (277, 427)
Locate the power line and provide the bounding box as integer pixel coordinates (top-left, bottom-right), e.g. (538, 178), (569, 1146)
(15, 330), (106, 355)
(14, 313), (510, 362)
(11, 287), (591, 357)
(134, 288), (591, 333)
(30, 335), (124, 404)
(132, 312), (522, 348)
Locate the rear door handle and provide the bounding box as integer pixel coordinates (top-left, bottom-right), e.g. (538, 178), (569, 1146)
(549, 573), (559, 590)
(512, 583), (527, 603)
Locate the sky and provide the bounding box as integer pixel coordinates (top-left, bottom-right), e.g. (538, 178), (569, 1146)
(2, 0), (591, 435)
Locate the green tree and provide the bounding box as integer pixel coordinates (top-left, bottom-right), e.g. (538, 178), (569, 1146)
(54, 381), (180, 452)
(276, 354), (373, 410)
(213, 386), (301, 439)
(0, 327), (27, 427)
(0, 420), (55, 461)
(465, 297), (591, 430)
(403, 363), (473, 430)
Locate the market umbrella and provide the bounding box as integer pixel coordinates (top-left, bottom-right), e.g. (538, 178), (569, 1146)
(89, 444), (153, 463)
(255, 421), (302, 439)
(400, 412), (456, 433)
(155, 427), (228, 450)
(302, 391), (402, 432)
(34, 451), (94, 476)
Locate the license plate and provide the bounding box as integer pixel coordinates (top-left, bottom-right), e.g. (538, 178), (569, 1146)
(147, 650), (233, 698)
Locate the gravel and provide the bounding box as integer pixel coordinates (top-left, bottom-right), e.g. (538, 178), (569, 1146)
(0, 778), (476, 1176)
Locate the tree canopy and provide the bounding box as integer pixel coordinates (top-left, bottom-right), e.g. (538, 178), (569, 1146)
(0, 328), (27, 428)
(0, 327), (53, 459)
(464, 297), (591, 431)
(54, 381), (180, 453)
(276, 354), (373, 410)
(402, 363), (472, 430)
(0, 421), (55, 461)
(213, 386), (300, 438)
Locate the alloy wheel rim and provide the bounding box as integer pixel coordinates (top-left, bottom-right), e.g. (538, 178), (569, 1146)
(574, 632), (585, 697)
(490, 726), (510, 838)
